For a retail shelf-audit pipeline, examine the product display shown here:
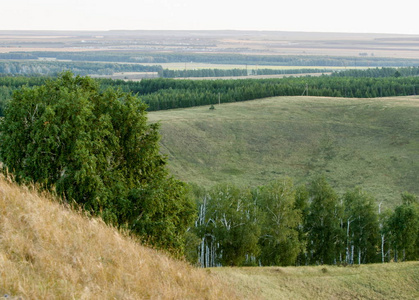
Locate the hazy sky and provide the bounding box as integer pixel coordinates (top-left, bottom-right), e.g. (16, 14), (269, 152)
(2, 0), (418, 34)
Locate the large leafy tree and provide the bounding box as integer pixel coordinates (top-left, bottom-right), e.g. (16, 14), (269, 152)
(306, 177), (344, 265)
(257, 178), (303, 266)
(387, 193), (419, 261)
(0, 72), (195, 252)
(196, 184), (260, 267)
(343, 189), (380, 264)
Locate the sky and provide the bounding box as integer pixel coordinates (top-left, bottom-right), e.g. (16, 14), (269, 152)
(2, 0), (418, 35)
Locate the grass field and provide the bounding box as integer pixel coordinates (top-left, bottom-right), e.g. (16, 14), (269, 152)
(148, 95), (419, 207)
(212, 262), (419, 300)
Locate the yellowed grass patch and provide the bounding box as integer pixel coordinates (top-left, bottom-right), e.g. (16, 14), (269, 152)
(0, 175), (243, 299)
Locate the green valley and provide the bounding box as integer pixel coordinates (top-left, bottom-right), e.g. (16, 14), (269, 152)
(149, 95), (419, 207)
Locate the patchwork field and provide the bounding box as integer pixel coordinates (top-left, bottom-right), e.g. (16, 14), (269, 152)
(1, 30), (419, 59)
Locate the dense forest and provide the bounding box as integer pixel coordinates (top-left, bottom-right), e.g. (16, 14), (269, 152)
(187, 178), (419, 267)
(2, 67), (419, 116)
(102, 72), (419, 111)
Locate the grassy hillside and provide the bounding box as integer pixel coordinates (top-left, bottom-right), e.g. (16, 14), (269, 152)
(148, 95), (419, 207)
(0, 173), (417, 299)
(0, 175), (242, 299)
(213, 262), (419, 300)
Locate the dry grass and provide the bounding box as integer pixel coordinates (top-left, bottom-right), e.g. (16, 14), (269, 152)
(0, 175), (243, 299)
(213, 262), (419, 300)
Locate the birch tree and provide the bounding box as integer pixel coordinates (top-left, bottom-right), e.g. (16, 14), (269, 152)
(257, 178), (303, 266)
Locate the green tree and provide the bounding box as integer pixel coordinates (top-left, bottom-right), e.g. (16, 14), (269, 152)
(0, 72), (195, 252)
(306, 177), (344, 265)
(387, 193), (419, 261)
(257, 178), (304, 266)
(201, 184), (260, 266)
(294, 184), (309, 265)
(343, 189), (380, 264)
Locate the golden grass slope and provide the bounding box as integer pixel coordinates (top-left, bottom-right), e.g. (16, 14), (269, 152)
(0, 175), (242, 299)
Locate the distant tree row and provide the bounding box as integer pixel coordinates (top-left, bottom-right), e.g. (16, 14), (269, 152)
(2, 70), (419, 116)
(186, 178), (419, 267)
(332, 66), (419, 78)
(101, 76), (419, 111)
(3, 51), (419, 66)
(159, 68), (332, 78)
(0, 61), (162, 76)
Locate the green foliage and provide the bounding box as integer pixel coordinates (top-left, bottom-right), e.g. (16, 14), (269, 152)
(257, 178), (303, 266)
(195, 184), (260, 267)
(387, 197), (419, 261)
(0, 72), (195, 252)
(0, 61), (162, 76)
(2, 68), (419, 117)
(114, 75), (419, 111)
(343, 189), (380, 264)
(306, 177), (345, 265)
(188, 177), (419, 267)
(159, 67), (331, 78)
(331, 66), (419, 78)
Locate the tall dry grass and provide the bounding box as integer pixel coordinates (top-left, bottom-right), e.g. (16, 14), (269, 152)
(0, 175), (243, 299)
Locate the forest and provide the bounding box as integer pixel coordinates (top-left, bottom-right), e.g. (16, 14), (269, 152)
(99, 67), (419, 111)
(2, 67), (419, 116)
(187, 178), (419, 267)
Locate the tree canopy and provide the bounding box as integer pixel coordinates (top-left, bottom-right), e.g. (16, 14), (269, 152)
(0, 72), (195, 252)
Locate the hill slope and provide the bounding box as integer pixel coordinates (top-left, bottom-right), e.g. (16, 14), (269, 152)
(0, 175), (241, 299)
(0, 174), (417, 299)
(148, 95), (419, 207)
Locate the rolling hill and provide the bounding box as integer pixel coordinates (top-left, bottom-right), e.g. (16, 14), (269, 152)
(148, 95), (419, 207)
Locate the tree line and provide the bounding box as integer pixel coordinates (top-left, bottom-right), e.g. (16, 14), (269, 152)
(2, 69), (419, 116)
(103, 76), (419, 111)
(0, 61), (162, 76)
(2, 73), (419, 116)
(186, 177), (419, 267)
(3, 51), (419, 66)
(159, 68), (332, 78)
(331, 66), (419, 78)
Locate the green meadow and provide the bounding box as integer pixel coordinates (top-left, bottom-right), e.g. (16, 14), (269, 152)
(149, 95), (419, 207)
